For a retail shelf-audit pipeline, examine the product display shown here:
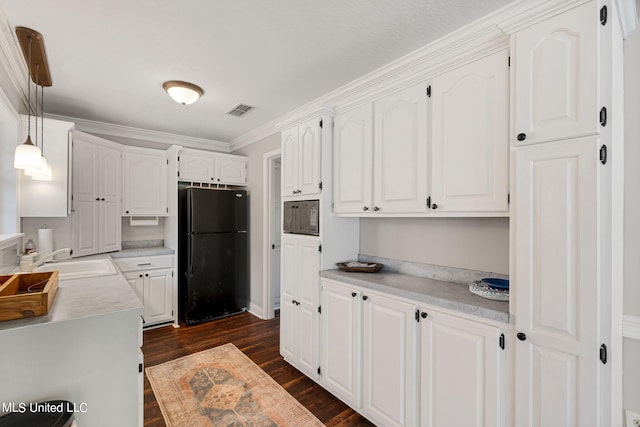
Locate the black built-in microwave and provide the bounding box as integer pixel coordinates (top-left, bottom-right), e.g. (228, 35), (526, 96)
(283, 200), (319, 236)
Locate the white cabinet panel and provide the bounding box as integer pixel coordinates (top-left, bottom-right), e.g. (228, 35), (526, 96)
(279, 235), (320, 377)
(420, 309), (502, 427)
(178, 149), (247, 185)
(281, 127), (299, 197)
(361, 291), (416, 427)
(431, 50), (509, 212)
(513, 138), (599, 426)
(513, 2), (598, 145)
(215, 156), (246, 185)
(123, 149), (168, 216)
(333, 104), (373, 214)
(144, 270), (173, 325)
(373, 83), (428, 213)
(281, 119), (322, 198)
(178, 152), (213, 182)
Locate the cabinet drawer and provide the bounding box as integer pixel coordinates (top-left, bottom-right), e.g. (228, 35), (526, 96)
(114, 255), (173, 272)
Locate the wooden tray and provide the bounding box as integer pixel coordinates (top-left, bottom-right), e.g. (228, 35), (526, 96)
(0, 271), (59, 321)
(336, 262), (384, 273)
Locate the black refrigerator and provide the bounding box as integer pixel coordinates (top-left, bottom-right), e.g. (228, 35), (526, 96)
(179, 186), (248, 325)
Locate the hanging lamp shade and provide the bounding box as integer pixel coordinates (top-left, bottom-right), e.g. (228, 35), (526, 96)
(30, 163), (52, 181)
(25, 155), (48, 176)
(163, 80), (203, 105)
(14, 136), (42, 169)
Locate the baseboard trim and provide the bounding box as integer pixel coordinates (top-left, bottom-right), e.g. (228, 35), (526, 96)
(248, 302), (265, 320)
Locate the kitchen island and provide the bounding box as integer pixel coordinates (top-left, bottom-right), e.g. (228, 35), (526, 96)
(0, 256), (143, 426)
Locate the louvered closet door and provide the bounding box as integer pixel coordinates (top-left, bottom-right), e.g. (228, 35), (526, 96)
(513, 138), (599, 427)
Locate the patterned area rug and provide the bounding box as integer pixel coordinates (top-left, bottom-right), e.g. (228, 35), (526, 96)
(146, 343), (324, 426)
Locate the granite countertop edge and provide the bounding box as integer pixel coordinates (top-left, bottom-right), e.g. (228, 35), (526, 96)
(320, 269), (509, 324)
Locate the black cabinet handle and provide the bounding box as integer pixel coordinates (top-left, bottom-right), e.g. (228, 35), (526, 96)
(362, 295), (368, 301)
(101, 198), (105, 201)
(125, 210), (130, 214)
(517, 332), (527, 341)
(373, 207), (380, 212)
(431, 203), (438, 210)
(351, 292), (357, 297)
(517, 133), (527, 141)
(139, 274), (143, 278)
(421, 312), (428, 319)
(217, 178), (221, 181)
(145, 273), (149, 277)
(363, 206), (369, 211)
(95, 197), (100, 201)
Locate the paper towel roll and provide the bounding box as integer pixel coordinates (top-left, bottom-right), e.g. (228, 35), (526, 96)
(38, 228), (53, 256)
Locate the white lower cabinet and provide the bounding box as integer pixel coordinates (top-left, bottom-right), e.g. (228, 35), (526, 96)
(419, 308), (504, 427)
(115, 256), (174, 327)
(320, 278), (507, 427)
(320, 279), (417, 427)
(280, 235), (321, 378)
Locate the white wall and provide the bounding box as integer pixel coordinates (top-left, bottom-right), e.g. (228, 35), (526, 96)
(360, 217), (509, 274)
(232, 133), (281, 317)
(121, 217), (165, 242)
(0, 92), (19, 234)
(21, 217), (73, 253)
(623, 12), (640, 413)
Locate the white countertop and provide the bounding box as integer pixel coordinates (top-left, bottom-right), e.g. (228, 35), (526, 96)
(321, 269), (509, 323)
(0, 254), (143, 331)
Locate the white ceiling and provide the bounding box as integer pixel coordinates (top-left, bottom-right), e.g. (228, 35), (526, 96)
(0, 0), (514, 147)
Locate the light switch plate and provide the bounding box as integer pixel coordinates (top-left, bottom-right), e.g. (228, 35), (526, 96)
(626, 410), (640, 427)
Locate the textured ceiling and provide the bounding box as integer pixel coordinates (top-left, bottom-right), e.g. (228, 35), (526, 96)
(0, 0), (515, 145)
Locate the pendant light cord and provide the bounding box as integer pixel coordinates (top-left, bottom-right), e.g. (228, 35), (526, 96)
(35, 63), (38, 150)
(26, 35), (31, 140)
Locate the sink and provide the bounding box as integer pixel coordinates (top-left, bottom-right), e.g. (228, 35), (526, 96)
(33, 258), (118, 280)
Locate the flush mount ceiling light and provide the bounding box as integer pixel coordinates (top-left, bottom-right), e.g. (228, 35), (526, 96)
(163, 80), (203, 105)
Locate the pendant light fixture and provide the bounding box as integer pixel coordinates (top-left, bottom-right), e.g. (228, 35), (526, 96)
(29, 79), (52, 181)
(13, 32), (41, 170)
(163, 80), (203, 105)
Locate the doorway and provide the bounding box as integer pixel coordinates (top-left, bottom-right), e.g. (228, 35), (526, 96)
(263, 149), (281, 319)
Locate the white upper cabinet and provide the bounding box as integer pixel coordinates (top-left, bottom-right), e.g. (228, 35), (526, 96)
(123, 147), (168, 216)
(281, 118), (322, 198)
(512, 2), (598, 145)
(373, 82), (429, 214)
(333, 104), (373, 214)
(430, 50), (509, 213)
(513, 137), (599, 426)
(19, 116), (75, 217)
(178, 148), (247, 185)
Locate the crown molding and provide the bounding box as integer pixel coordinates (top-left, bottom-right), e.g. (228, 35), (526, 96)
(275, 105), (333, 130)
(46, 113), (231, 152)
(0, 7), (32, 113)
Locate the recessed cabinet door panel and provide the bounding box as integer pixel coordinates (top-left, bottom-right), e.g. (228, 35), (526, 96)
(281, 127), (299, 197)
(373, 83), (428, 213)
(421, 310), (501, 427)
(100, 146), (122, 201)
(144, 270), (173, 325)
(321, 280), (361, 407)
(124, 152), (168, 215)
(216, 157), (246, 185)
(100, 200), (121, 253)
(513, 2), (598, 144)
(298, 118), (322, 196)
(296, 237), (320, 375)
(514, 138), (598, 426)
(279, 236), (298, 361)
(333, 104), (373, 213)
(73, 140), (99, 201)
(72, 199), (99, 257)
(179, 153), (214, 182)
(431, 51), (509, 212)
(362, 292), (416, 427)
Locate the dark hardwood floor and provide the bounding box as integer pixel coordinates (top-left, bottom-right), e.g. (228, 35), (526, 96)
(142, 311), (374, 426)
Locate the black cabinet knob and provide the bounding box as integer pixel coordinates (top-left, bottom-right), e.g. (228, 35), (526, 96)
(517, 332), (527, 341)
(431, 203), (438, 210)
(145, 273), (149, 277)
(421, 312), (428, 319)
(351, 292), (357, 298)
(363, 206), (369, 211)
(95, 197), (100, 201)
(517, 133), (527, 141)
(362, 295), (368, 301)
(101, 198), (105, 201)
(373, 206), (380, 212)
(125, 210), (130, 214)
(217, 178), (220, 181)
(139, 274), (143, 278)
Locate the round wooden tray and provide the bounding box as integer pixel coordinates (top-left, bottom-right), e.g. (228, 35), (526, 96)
(336, 262), (384, 273)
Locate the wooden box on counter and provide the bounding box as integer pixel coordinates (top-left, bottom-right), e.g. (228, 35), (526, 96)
(0, 271), (59, 321)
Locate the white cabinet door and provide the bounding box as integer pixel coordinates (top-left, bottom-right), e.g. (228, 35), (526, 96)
(420, 309), (502, 427)
(72, 199), (99, 257)
(99, 145), (121, 253)
(144, 269), (173, 325)
(124, 272), (144, 304)
(361, 291), (416, 427)
(281, 127), (299, 197)
(513, 138), (599, 426)
(279, 235), (320, 378)
(298, 118), (322, 196)
(215, 156), (247, 185)
(430, 50), (509, 213)
(321, 280), (361, 407)
(72, 139), (100, 257)
(513, 2), (598, 145)
(373, 82), (428, 213)
(123, 150), (168, 216)
(19, 117), (74, 217)
(333, 104), (373, 214)
(178, 152), (214, 182)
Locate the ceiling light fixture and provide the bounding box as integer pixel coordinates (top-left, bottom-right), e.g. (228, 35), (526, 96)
(163, 80), (203, 105)
(29, 82), (52, 181)
(13, 32), (41, 170)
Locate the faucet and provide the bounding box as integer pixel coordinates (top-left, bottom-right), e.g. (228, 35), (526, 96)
(20, 248), (73, 272)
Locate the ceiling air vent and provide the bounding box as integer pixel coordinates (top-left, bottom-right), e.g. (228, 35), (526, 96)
(226, 104), (254, 117)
